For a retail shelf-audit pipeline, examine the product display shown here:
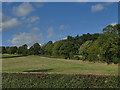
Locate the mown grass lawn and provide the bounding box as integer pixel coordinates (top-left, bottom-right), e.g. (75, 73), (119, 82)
(2, 55), (118, 75)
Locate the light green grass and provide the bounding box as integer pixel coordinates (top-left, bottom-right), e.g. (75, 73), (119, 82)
(2, 55), (118, 75)
(1, 54), (19, 58)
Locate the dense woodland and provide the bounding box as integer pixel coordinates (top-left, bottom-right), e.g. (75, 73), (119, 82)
(1, 24), (120, 64)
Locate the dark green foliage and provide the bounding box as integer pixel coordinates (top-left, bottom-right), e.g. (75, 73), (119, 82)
(66, 33), (100, 55)
(87, 40), (101, 62)
(42, 41), (54, 56)
(79, 40), (93, 60)
(67, 35), (74, 41)
(52, 40), (65, 56)
(17, 44), (28, 55)
(59, 41), (77, 59)
(0, 47), (1, 54)
(2, 46), (17, 54)
(2, 73), (118, 88)
(1, 46), (7, 54)
(114, 24), (120, 62)
(5, 46), (10, 54)
(100, 33), (119, 64)
(9, 46), (17, 54)
(29, 43), (41, 55)
(74, 33), (100, 46)
(87, 24), (119, 64)
(50, 33), (100, 59)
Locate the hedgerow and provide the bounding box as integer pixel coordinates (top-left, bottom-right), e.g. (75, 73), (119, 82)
(2, 73), (119, 88)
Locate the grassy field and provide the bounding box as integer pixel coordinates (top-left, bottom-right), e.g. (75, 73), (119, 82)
(2, 55), (118, 75)
(2, 55), (119, 88)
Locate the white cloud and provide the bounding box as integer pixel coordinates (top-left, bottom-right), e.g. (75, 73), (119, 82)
(13, 2), (34, 17)
(2, 13), (10, 22)
(46, 27), (63, 39)
(62, 37), (67, 40)
(21, 17), (26, 21)
(47, 27), (56, 39)
(59, 25), (70, 30)
(111, 22), (117, 26)
(8, 32), (43, 47)
(91, 4), (104, 12)
(91, 2), (114, 12)
(2, 18), (21, 30)
(26, 16), (40, 23)
(31, 27), (40, 32)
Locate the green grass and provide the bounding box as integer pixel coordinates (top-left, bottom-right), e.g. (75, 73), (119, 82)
(1, 54), (20, 58)
(2, 55), (118, 75)
(2, 55), (119, 88)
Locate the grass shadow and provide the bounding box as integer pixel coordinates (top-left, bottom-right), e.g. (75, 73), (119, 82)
(23, 69), (53, 72)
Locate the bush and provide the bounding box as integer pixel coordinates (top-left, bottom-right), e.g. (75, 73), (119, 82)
(2, 73), (118, 88)
(112, 57), (119, 64)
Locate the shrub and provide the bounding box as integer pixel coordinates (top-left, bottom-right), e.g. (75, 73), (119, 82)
(2, 73), (118, 88)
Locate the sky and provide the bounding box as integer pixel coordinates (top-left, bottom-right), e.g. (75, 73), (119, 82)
(2, 2), (118, 47)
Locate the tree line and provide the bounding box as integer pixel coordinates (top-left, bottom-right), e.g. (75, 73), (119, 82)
(1, 24), (120, 64)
